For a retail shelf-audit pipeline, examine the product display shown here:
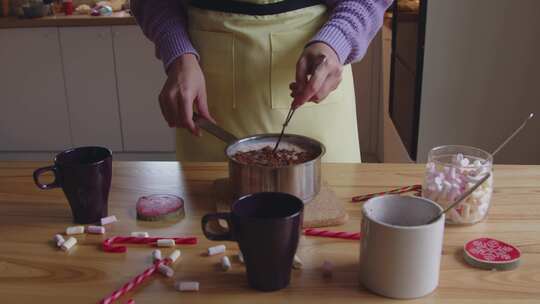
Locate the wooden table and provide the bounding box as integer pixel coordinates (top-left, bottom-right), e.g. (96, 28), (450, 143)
(1, 162), (539, 303)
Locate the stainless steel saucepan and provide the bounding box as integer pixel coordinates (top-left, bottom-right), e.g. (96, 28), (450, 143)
(194, 114), (325, 203)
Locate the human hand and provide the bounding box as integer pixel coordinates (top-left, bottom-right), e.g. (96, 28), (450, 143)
(290, 42), (343, 109)
(159, 53), (214, 135)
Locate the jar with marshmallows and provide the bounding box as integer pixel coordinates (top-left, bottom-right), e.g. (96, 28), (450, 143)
(422, 145), (493, 225)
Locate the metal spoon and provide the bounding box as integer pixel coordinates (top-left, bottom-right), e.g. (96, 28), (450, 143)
(490, 113), (534, 158)
(272, 106), (296, 154)
(426, 112), (534, 224)
(272, 55), (328, 154)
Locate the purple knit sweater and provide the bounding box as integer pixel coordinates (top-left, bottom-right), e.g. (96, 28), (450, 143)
(131, 0), (392, 69)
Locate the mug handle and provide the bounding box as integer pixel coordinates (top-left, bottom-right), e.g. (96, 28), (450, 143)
(201, 213), (233, 241)
(33, 165), (60, 190)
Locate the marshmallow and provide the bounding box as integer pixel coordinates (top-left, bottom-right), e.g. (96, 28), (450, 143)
(157, 239), (175, 247)
(221, 256), (231, 271)
(131, 231), (149, 238)
(61, 237), (77, 251)
(66, 225), (85, 235)
(158, 264), (174, 278)
(208, 245), (226, 256)
(293, 255), (303, 269)
(86, 225), (105, 234)
(322, 260), (333, 278)
(54, 234), (65, 247)
(100, 215), (117, 225)
(237, 251), (244, 263)
(423, 157), (493, 224)
(168, 250), (181, 263)
(152, 249), (162, 262)
(175, 281), (199, 292)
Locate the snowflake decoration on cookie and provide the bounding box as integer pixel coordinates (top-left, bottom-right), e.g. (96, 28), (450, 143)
(465, 238), (520, 262)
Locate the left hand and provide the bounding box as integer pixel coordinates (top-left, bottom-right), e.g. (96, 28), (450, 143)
(290, 42), (343, 109)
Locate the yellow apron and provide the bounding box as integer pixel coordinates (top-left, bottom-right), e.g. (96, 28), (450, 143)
(176, 1), (361, 162)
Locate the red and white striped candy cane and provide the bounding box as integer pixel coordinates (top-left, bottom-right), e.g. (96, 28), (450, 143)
(102, 236), (198, 253)
(304, 228), (362, 240)
(99, 259), (169, 304)
(351, 185), (422, 202)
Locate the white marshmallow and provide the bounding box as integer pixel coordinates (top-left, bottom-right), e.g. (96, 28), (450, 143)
(462, 203), (471, 219)
(131, 231), (149, 237)
(157, 239), (175, 247)
(54, 234), (65, 247)
(100, 215), (117, 225)
(453, 153), (464, 165)
(61, 237), (77, 251)
(237, 251), (244, 263)
(293, 255), (303, 269)
(460, 158), (470, 167)
(152, 249), (162, 262)
(322, 260), (333, 278)
(86, 225), (105, 234)
(208, 245), (226, 256)
(158, 264), (174, 278)
(66, 225), (85, 235)
(221, 256), (231, 271)
(168, 250), (181, 263)
(175, 281), (199, 292)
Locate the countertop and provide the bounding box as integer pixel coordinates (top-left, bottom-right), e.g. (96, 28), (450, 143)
(0, 162), (539, 303)
(0, 12), (135, 28)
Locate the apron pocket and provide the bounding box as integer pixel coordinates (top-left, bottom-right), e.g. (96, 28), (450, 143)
(270, 30), (343, 109)
(189, 29), (235, 109)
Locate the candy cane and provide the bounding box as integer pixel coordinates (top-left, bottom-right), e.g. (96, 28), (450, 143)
(351, 185), (422, 202)
(304, 228), (362, 240)
(103, 236), (197, 253)
(99, 259), (168, 304)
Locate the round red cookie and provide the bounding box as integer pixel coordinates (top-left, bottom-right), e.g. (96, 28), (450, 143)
(463, 237), (521, 270)
(136, 194), (185, 221)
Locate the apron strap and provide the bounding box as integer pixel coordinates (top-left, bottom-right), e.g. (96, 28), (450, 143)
(190, 0), (323, 16)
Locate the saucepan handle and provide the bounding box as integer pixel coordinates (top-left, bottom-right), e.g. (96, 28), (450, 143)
(201, 212), (233, 241)
(193, 112), (238, 145)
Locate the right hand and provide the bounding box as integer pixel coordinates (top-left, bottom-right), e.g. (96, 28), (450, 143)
(159, 53), (214, 135)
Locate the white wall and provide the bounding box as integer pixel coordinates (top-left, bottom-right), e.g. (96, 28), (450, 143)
(418, 0), (540, 164)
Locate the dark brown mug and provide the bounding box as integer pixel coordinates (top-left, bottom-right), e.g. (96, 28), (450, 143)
(202, 192), (304, 292)
(33, 146), (112, 224)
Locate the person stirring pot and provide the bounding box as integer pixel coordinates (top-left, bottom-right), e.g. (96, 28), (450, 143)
(131, 0), (392, 162)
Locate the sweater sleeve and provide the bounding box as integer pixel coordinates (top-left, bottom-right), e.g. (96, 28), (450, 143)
(312, 0), (393, 64)
(131, 0), (198, 70)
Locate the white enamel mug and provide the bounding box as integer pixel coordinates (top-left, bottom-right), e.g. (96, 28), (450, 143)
(359, 195), (445, 299)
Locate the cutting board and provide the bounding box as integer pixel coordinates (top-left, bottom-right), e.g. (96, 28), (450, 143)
(213, 178), (348, 228)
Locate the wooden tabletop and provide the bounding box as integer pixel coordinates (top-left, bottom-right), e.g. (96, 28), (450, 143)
(1, 162), (539, 303)
(0, 13), (135, 29)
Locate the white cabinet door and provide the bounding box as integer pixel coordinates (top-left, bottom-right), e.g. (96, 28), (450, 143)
(112, 25), (175, 152)
(59, 27), (123, 151)
(0, 28), (71, 151)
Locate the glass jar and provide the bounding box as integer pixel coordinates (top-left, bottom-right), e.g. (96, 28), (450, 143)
(422, 145), (493, 225)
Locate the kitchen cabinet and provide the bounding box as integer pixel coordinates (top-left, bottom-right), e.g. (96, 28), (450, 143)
(59, 26), (123, 151)
(0, 28), (72, 151)
(112, 25), (175, 152)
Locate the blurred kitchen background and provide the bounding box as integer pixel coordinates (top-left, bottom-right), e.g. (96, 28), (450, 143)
(1, 0), (539, 164)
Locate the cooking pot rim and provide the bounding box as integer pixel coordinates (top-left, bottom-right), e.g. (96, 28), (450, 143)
(225, 133), (326, 169)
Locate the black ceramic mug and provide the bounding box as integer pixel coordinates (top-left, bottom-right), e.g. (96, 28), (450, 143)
(33, 146), (112, 224)
(202, 192), (304, 292)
